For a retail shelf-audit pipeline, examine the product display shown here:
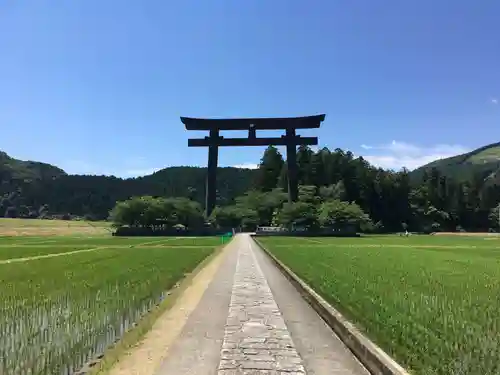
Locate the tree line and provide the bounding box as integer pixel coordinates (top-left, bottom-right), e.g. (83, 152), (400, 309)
(0, 166), (255, 221)
(109, 146), (500, 233)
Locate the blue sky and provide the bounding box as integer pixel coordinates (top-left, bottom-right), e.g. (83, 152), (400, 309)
(1, 1), (499, 177)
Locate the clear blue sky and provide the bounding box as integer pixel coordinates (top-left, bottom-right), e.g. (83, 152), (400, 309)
(1, 1), (499, 176)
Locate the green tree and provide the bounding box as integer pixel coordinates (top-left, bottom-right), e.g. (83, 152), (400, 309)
(171, 198), (204, 228)
(277, 164), (288, 190)
(318, 200), (371, 231)
(254, 146), (284, 192)
(240, 208), (259, 231)
(319, 181), (346, 201)
(141, 196), (164, 227)
(310, 149), (328, 186)
(210, 205), (258, 230)
(210, 206), (243, 228)
(235, 188), (287, 226)
(4, 206), (17, 218)
(110, 197), (148, 227)
(489, 204), (500, 231)
(297, 145), (314, 185)
(276, 202), (318, 229)
(298, 185), (320, 205)
(109, 196), (203, 229)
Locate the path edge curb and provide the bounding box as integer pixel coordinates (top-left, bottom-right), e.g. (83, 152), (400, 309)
(252, 236), (411, 375)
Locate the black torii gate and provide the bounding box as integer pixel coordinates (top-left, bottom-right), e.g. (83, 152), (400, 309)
(181, 114), (325, 217)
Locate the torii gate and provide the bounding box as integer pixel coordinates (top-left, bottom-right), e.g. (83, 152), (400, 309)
(181, 114), (325, 217)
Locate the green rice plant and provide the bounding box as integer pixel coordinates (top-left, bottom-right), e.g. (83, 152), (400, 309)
(0, 245), (213, 374)
(0, 245), (93, 261)
(0, 236), (221, 262)
(260, 236), (500, 375)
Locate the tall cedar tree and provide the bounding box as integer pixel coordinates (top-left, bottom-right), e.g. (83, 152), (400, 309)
(254, 146), (285, 192)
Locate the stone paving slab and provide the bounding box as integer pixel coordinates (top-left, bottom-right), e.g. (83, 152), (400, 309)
(217, 239), (305, 374)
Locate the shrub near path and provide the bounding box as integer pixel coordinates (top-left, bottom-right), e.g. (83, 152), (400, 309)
(259, 236), (500, 375)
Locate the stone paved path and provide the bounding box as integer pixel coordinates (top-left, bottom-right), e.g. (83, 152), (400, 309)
(155, 234), (369, 375)
(218, 240), (305, 374)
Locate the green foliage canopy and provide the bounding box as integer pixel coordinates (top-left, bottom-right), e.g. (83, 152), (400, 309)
(318, 199), (372, 230)
(109, 196), (204, 229)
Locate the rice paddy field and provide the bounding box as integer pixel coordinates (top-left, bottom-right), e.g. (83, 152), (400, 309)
(0, 217), (112, 237)
(0, 233), (221, 375)
(257, 235), (500, 375)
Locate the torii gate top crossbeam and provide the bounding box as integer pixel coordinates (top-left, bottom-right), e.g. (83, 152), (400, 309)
(181, 114), (325, 131)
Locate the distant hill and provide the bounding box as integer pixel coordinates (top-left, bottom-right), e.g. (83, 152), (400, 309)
(0, 151), (256, 219)
(411, 142), (500, 183)
(0, 151), (66, 183)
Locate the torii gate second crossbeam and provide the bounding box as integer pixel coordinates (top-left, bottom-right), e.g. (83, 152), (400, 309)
(181, 114), (325, 217)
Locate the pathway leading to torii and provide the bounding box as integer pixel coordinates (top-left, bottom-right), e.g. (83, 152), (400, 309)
(154, 234), (369, 375)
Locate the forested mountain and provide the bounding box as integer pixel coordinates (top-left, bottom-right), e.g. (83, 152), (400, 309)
(1, 145), (500, 232)
(0, 152), (255, 220)
(0, 151), (66, 182)
(411, 142), (500, 183)
(230, 145), (500, 232)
